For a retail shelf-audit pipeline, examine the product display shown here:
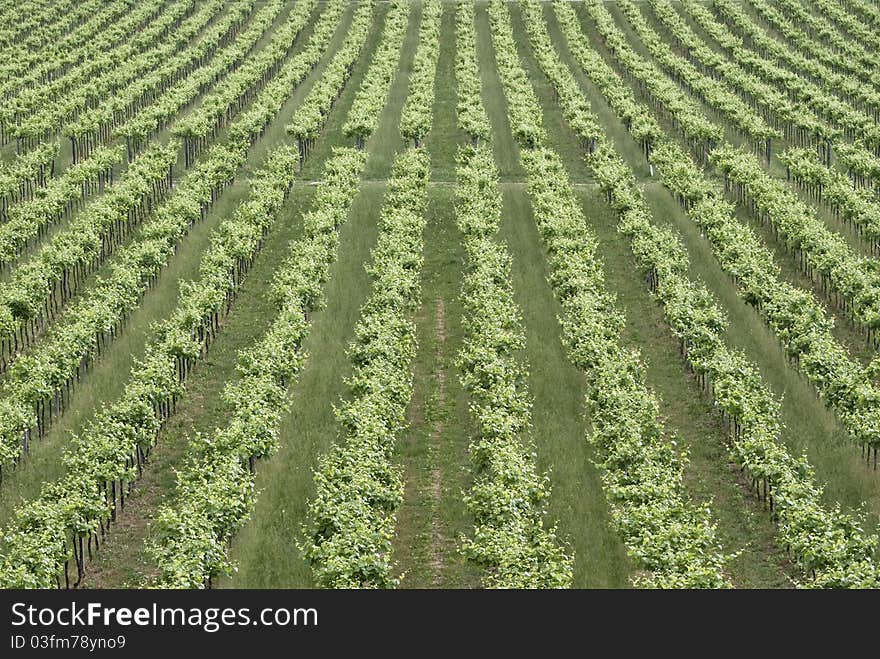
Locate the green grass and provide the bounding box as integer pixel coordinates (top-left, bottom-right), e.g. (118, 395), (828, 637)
(391, 2), (478, 588)
(474, 2), (523, 182)
(500, 185), (634, 588)
(425, 2), (465, 182)
(361, 1), (424, 181)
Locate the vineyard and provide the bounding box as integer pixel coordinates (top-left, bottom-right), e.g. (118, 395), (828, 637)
(2, 0), (880, 590)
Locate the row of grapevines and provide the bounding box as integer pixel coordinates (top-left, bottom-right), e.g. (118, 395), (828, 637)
(11, 0), (199, 106)
(580, 0), (722, 160)
(342, 0), (411, 147)
(0, 144), (123, 268)
(534, 0), (880, 585)
(224, 0), (360, 149)
(152, 2), (401, 586)
(491, 0), (730, 588)
(149, 146), (367, 588)
(516, 5), (615, 151)
(648, 0), (842, 153)
(616, 0), (779, 150)
(552, 5), (663, 155)
(0, 0), (362, 583)
(400, 0), (442, 146)
(4, 0), (176, 149)
(0, 136), (280, 587)
(604, 0), (837, 167)
(60, 0), (249, 160)
(0, 0), (220, 170)
(706, 0), (880, 120)
(287, 1), (376, 160)
(711, 145), (880, 336)
(671, 0), (880, 228)
(454, 0), (490, 143)
(740, 0), (877, 88)
(115, 0), (265, 156)
(400, 0), (443, 146)
(452, 0), (571, 588)
(0, 0), (126, 105)
(508, 5), (601, 149)
(7, 0), (201, 133)
(3, 0), (117, 47)
(0, 141), (58, 218)
(0, 2), (301, 352)
(668, 0), (880, 159)
(24, 0), (187, 83)
(780, 147), (880, 251)
(303, 147), (429, 588)
(552, 0), (880, 459)
(0, 0), (355, 488)
(172, 0), (317, 165)
(766, 0), (880, 125)
(548, 2), (678, 155)
(455, 142), (572, 588)
(0, 141), (179, 353)
(487, 0), (545, 147)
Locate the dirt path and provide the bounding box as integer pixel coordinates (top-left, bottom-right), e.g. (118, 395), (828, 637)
(390, 186), (478, 589)
(426, 298), (447, 584)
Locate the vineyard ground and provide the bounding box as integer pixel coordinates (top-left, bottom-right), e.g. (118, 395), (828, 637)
(6, 0), (880, 589)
